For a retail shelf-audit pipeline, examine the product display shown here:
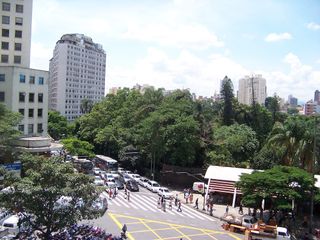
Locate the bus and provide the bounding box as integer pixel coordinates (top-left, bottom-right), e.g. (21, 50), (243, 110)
(94, 155), (118, 171)
(72, 156), (94, 174)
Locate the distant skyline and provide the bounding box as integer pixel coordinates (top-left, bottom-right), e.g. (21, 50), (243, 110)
(31, 0), (320, 102)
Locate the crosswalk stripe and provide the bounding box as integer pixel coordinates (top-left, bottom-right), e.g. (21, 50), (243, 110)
(182, 204), (215, 222)
(127, 194), (148, 211)
(134, 194), (157, 212)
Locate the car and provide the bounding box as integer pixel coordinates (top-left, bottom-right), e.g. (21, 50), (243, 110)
(123, 170), (133, 175)
(114, 178), (124, 190)
(146, 180), (160, 193)
(109, 170), (120, 179)
(1, 215), (20, 236)
(105, 181), (117, 189)
(121, 174), (131, 183)
(94, 176), (104, 186)
(126, 180), (139, 192)
(93, 167), (101, 175)
(157, 187), (173, 199)
(106, 174), (115, 182)
(131, 174), (141, 182)
(117, 167), (125, 175)
(138, 177), (149, 187)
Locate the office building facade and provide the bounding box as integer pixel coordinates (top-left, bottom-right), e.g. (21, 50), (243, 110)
(0, 0), (49, 138)
(48, 34), (106, 121)
(238, 74), (267, 105)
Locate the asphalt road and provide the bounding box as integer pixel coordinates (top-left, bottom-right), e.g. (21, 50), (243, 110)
(84, 187), (242, 240)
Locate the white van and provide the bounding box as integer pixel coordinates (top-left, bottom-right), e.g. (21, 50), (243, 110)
(1, 214), (20, 235)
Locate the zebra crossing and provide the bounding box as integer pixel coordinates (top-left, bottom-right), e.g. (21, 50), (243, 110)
(102, 191), (215, 222)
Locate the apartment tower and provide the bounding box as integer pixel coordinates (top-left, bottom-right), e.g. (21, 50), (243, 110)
(238, 74), (267, 106)
(0, 0), (49, 137)
(48, 34), (106, 121)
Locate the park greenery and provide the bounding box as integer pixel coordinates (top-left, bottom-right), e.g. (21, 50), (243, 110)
(0, 154), (102, 238)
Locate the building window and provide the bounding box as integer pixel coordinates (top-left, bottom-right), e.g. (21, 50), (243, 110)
(28, 124), (33, 134)
(2, 2), (10, 11)
(19, 92), (25, 102)
(28, 109), (34, 118)
(29, 93), (34, 102)
(16, 4), (23, 13)
(2, 29), (9, 37)
(19, 74), (25, 83)
(14, 55), (21, 64)
(1, 55), (8, 63)
(15, 30), (22, 38)
(18, 124), (24, 132)
(14, 43), (21, 51)
(0, 74), (5, 82)
(38, 93), (43, 103)
(0, 92), (4, 102)
(37, 123), (43, 133)
(38, 77), (44, 85)
(1, 42), (9, 50)
(18, 108), (24, 116)
(29, 76), (35, 84)
(2, 15), (10, 24)
(15, 17), (23, 26)
(38, 109), (43, 118)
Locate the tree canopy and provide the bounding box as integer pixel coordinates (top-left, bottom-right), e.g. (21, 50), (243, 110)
(0, 154), (102, 238)
(48, 111), (70, 140)
(61, 138), (95, 158)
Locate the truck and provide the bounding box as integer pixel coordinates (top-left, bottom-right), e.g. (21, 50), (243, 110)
(221, 215), (291, 239)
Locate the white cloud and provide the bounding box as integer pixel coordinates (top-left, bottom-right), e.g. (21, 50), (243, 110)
(122, 23), (224, 49)
(264, 32), (292, 42)
(30, 42), (52, 70)
(307, 22), (320, 31)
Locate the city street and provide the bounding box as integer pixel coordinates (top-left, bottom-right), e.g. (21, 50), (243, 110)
(85, 188), (242, 240)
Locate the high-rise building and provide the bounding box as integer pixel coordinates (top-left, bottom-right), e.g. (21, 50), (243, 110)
(304, 100), (319, 115)
(314, 90), (320, 104)
(0, 0), (32, 68)
(0, 0), (49, 137)
(288, 94), (298, 107)
(48, 34), (106, 121)
(238, 74), (267, 105)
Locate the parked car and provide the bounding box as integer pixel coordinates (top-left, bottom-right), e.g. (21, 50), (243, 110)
(126, 180), (139, 192)
(109, 170), (120, 179)
(114, 178), (124, 190)
(94, 176), (104, 186)
(93, 167), (101, 175)
(146, 180), (160, 193)
(157, 187), (173, 199)
(138, 177), (149, 187)
(1, 214), (20, 236)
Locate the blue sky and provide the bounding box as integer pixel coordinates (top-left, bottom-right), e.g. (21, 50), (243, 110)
(31, 0), (320, 102)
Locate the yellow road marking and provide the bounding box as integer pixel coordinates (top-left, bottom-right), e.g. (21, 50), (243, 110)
(109, 213), (241, 240)
(108, 213), (134, 240)
(139, 219), (164, 240)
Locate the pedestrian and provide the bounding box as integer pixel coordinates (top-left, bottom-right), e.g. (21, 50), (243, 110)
(194, 198), (199, 209)
(175, 194), (178, 206)
(124, 188), (128, 199)
(185, 192), (189, 204)
(163, 199), (166, 212)
(239, 204), (243, 215)
(226, 205), (229, 214)
(177, 200), (182, 212)
(109, 188), (112, 199)
(189, 193), (193, 204)
(157, 197), (161, 209)
(169, 199), (172, 210)
(127, 191), (130, 202)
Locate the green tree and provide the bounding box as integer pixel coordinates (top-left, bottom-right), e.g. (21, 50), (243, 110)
(265, 95), (280, 124)
(80, 99), (94, 114)
(220, 76), (234, 126)
(48, 111), (69, 140)
(61, 138), (95, 158)
(0, 154), (102, 238)
(236, 166), (314, 215)
(207, 124), (259, 167)
(0, 104), (22, 147)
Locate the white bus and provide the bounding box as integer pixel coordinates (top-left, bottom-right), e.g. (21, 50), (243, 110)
(94, 155), (118, 171)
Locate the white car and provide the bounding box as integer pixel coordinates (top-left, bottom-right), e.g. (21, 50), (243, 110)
(109, 170), (120, 179)
(129, 174), (141, 182)
(106, 174), (115, 182)
(94, 176), (104, 186)
(146, 180), (160, 193)
(157, 187), (173, 199)
(93, 167), (101, 175)
(138, 177), (149, 187)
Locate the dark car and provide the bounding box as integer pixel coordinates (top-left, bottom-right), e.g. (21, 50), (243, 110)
(114, 178), (124, 190)
(126, 180), (139, 192)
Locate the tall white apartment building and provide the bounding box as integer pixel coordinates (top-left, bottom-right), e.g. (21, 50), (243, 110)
(48, 34), (106, 121)
(238, 74), (267, 106)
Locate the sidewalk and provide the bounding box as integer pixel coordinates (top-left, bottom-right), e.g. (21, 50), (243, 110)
(171, 191), (243, 220)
